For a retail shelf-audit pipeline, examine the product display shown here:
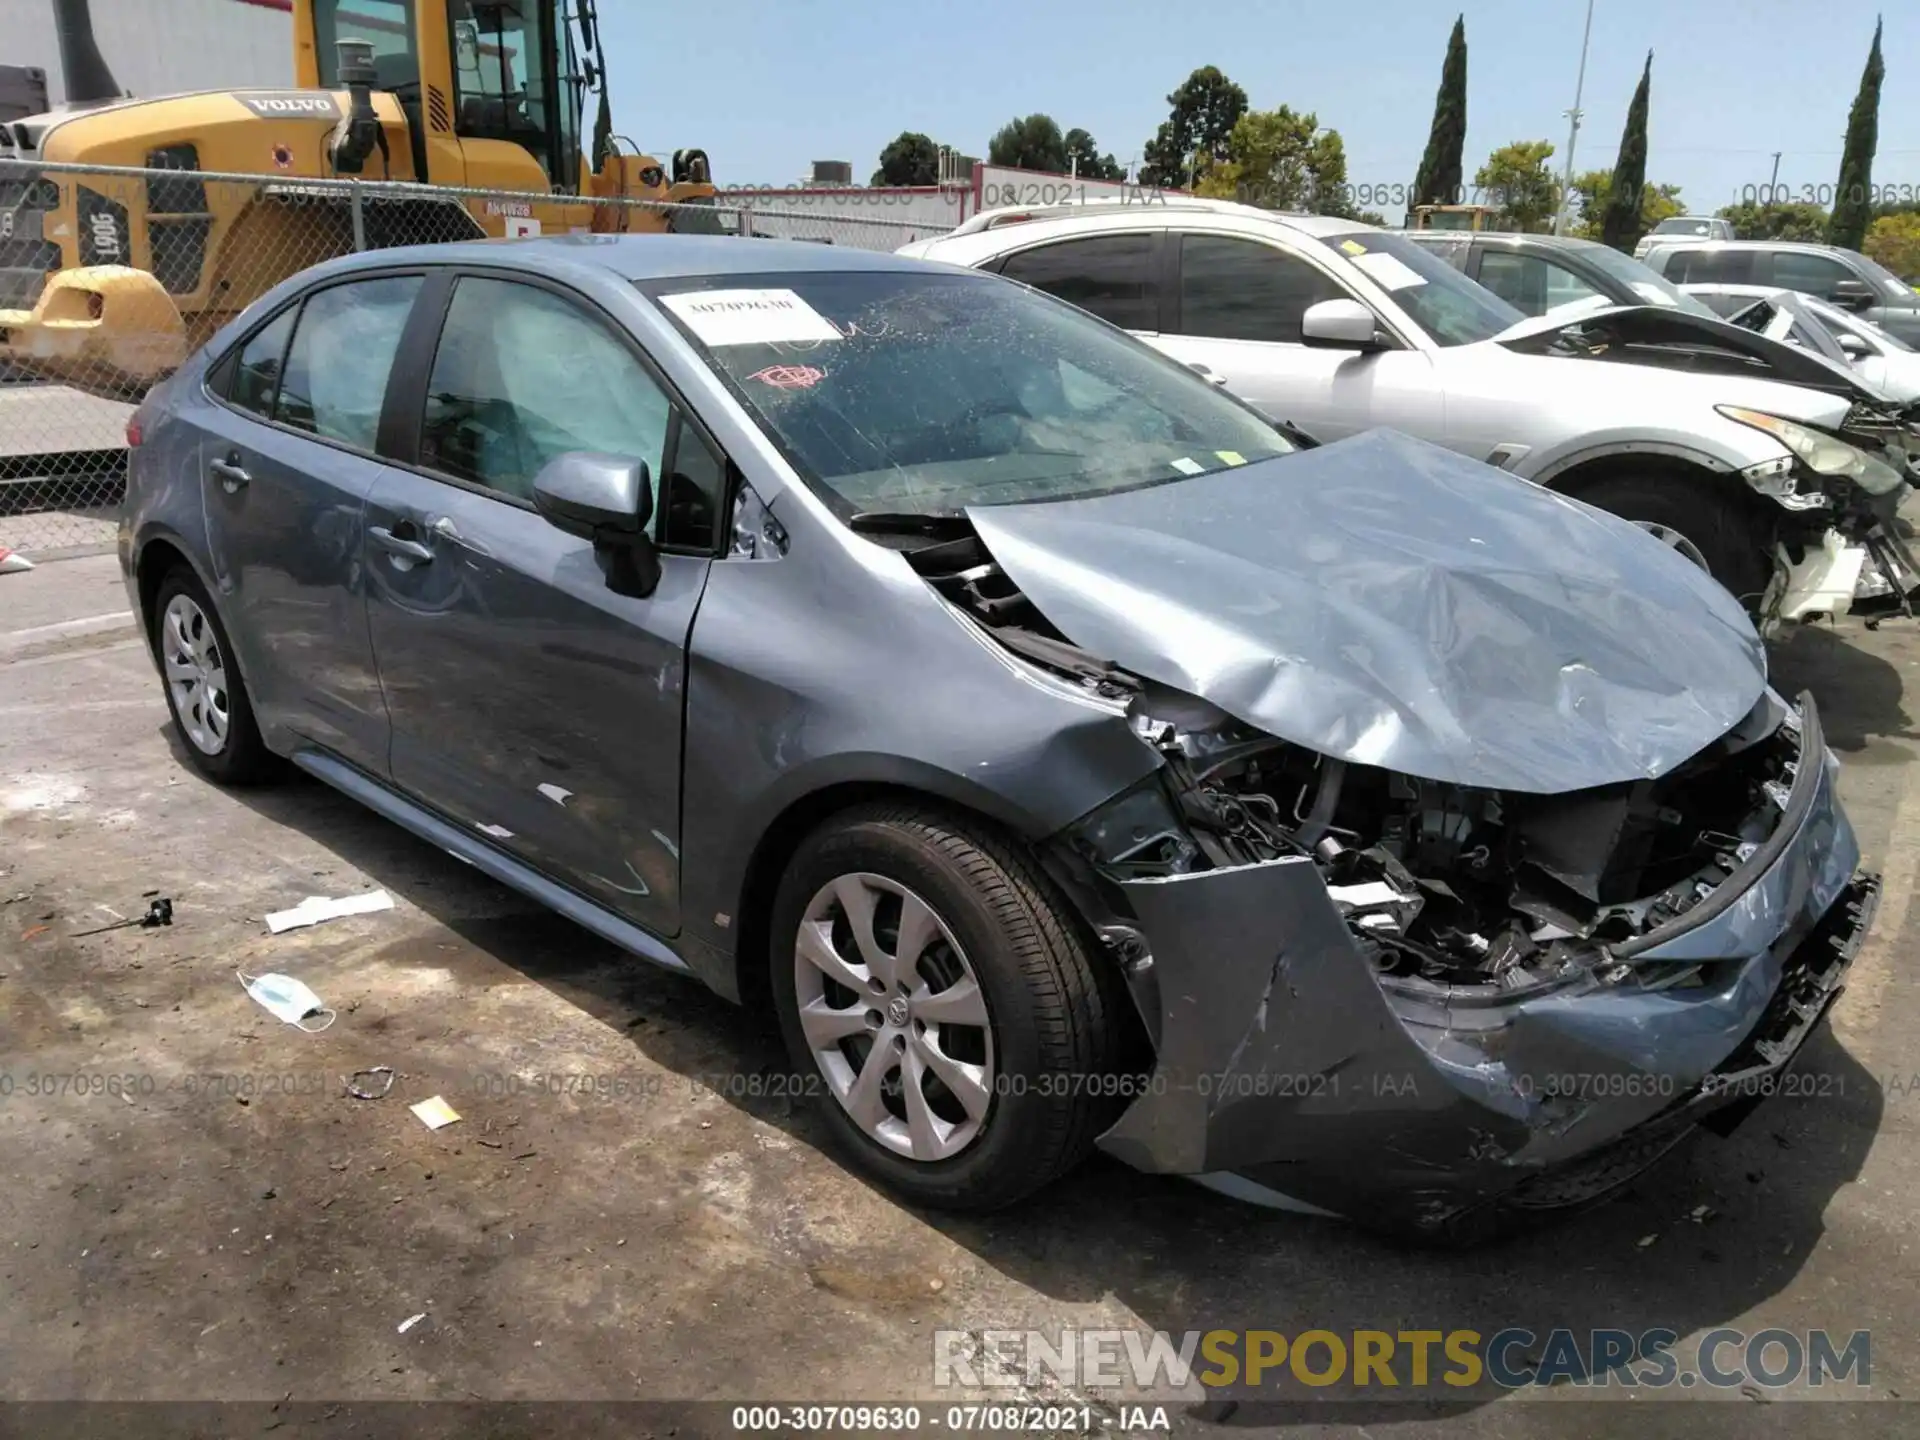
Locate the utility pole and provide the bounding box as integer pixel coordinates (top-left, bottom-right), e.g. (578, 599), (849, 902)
(1768, 150), (1782, 200)
(1554, 0), (1597, 235)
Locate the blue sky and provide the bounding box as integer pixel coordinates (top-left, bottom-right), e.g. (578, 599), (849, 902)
(598, 0), (1915, 211)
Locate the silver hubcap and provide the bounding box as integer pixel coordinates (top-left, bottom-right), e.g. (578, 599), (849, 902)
(794, 873), (995, 1162)
(161, 593), (230, 756)
(1634, 520), (1711, 573)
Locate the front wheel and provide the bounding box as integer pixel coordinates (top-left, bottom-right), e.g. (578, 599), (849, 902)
(1569, 473), (1773, 613)
(770, 804), (1134, 1211)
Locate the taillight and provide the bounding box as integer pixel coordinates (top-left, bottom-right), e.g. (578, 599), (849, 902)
(125, 417), (142, 447)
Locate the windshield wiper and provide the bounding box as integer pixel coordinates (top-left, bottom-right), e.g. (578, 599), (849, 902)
(848, 510), (974, 538)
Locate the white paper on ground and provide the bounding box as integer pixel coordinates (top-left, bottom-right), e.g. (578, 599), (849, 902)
(658, 288), (843, 347)
(1350, 251), (1428, 291)
(266, 889), (394, 934)
(1325, 880), (1409, 909)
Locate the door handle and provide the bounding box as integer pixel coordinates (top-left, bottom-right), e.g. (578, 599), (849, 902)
(369, 524), (434, 564)
(209, 455), (251, 492)
(1187, 362), (1229, 387)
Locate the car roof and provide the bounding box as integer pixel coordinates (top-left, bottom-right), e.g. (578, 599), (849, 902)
(310, 233), (948, 282)
(1644, 238), (1852, 256)
(1409, 232), (1610, 255)
(912, 204), (1372, 265)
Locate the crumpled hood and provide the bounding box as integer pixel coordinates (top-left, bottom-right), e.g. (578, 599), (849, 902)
(1490, 305), (1870, 420)
(966, 429), (1767, 794)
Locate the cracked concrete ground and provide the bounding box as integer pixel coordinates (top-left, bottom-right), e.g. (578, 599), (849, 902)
(3, 553), (1919, 1439)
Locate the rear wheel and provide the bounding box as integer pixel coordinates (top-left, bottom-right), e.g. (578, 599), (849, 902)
(1569, 473), (1773, 613)
(150, 567), (276, 785)
(770, 803), (1133, 1211)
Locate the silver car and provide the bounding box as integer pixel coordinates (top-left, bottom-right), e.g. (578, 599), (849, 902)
(907, 201), (1917, 623)
(120, 236), (1872, 1240)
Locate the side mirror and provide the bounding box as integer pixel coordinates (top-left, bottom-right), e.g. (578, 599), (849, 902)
(532, 452), (660, 596)
(1837, 331), (1871, 359)
(1829, 277), (1875, 311)
(1301, 298), (1383, 350)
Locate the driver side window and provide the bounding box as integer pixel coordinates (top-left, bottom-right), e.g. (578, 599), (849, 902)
(420, 276), (671, 511)
(1176, 234), (1348, 343)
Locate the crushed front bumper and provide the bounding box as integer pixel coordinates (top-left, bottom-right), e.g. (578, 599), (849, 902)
(1095, 695), (1873, 1235)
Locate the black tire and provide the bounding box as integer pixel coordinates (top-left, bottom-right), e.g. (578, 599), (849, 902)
(149, 565), (278, 785)
(1569, 472), (1773, 613)
(770, 803), (1133, 1211)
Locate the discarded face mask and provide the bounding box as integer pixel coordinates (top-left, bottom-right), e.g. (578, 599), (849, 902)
(237, 970), (335, 1032)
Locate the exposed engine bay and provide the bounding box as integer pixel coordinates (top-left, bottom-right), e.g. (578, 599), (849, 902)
(907, 524), (1803, 997)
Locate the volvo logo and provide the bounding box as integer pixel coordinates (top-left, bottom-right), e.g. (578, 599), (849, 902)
(234, 92), (342, 121)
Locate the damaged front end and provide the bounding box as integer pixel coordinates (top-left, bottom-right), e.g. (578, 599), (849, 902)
(909, 437), (1876, 1235)
(1062, 683), (1869, 1234)
(1502, 306), (1920, 625)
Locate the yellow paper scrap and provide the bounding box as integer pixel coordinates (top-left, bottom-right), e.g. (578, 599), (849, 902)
(410, 1095), (461, 1130)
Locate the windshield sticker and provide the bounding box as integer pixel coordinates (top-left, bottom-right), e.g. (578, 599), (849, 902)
(1339, 239), (1367, 255)
(747, 363), (826, 390)
(1170, 457), (1206, 476)
(659, 288), (843, 346)
(1216, 450), (1247, 466)
(1350, 251), (1427, 291)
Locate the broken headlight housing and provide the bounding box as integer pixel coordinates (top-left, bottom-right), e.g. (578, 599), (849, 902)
(1718, 405), (1908, 498)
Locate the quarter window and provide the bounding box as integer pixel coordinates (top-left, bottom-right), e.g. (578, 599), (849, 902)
(1178, 234), (1347, 343)
(271, 275), (420, 449)
(998, 234), (1159, 330)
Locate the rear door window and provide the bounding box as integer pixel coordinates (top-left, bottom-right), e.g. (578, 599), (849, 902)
(273, 275), (422, 450)
(1176, 233), (1347, 342)
(997, 234), (1160, 330)
(1667, 248), (1756, 284)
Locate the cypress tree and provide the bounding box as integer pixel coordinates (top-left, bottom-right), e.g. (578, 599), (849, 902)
(1829, 18), (1885, 250)
(1600, 53), (1653, 251)
(1411, 16), (1467, 209)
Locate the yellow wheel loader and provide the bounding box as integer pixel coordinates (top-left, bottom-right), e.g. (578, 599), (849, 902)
(0, 0), (717, 392)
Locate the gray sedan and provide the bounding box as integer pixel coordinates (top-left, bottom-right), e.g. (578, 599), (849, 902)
(119, 236), (1873, 1240)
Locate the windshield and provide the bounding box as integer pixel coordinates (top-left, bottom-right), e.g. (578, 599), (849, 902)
(316, 0), (417, 90)
(644, 270), (1294, 519)
(1318, 231), (1523, 346)
(1653, 217), (1717, 237)
(1578, 244), (1720, 318)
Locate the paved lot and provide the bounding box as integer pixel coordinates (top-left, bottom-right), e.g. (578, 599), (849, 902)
(3, 554), (1919, 1437)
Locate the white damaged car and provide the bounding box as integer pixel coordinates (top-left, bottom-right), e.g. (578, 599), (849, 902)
(905, 201), (1919, 626)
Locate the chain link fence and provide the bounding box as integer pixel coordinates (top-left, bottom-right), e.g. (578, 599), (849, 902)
(0, 158), (950, 561)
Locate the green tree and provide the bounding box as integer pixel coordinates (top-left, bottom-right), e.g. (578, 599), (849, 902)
(1411, 15), (1468, 209)
(1866, 213), (1920, 278)
(988, 114), (1069, 173)
(1063, 127), (1125, 181)
(1474, 140), (1559, 232)
(1568, 167), (1683, 239)
(1194, 106), (1351, 215)
(1830, 18), (1885, 250)
(871, 131), (941, 187)
(1599, 52), (1653, 251)
(1715, 199), (1831, 241)
(1140, 66), (1248, 188)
